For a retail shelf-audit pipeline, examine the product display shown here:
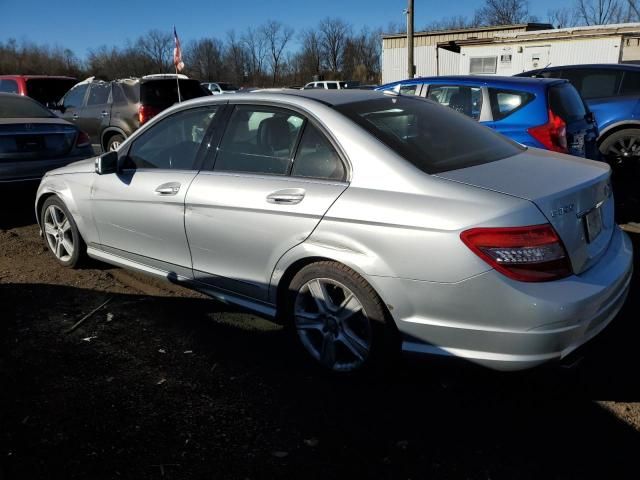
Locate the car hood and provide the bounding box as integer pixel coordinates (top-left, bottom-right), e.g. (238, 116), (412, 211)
(435, 147), (613, 275)
(47, 157), (96, 175)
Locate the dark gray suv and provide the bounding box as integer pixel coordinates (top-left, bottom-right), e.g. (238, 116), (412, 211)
(56, 75), (211, 152)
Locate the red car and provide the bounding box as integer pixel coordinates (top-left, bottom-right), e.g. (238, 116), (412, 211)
(0, 75), (77, 107)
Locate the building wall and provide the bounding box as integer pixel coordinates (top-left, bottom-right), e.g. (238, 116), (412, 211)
(382, 46), (460, 84)
(459, 36), (623, 75)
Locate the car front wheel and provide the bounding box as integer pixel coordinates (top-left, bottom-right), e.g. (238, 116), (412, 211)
(286, 261), (398, 374)
(41, 196), (85, 268)
(106, 134), (125, 152)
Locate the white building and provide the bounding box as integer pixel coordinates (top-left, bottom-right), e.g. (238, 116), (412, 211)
(381, 23), (640, 83)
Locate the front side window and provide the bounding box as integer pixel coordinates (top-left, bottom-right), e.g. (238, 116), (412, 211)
(0, 79), (19, 94)
(470, 56), (497, 75)
(62, 85), (88, 109)
(399, 84), (419, 95)
(428, 85), (483, 120)
(214, 105), (304, 175)
(291, 123), (345, 181)
(335, 96), (523, 174)
(87, 83), (110, 106)
(488, 88), (534, 121)
(125, 106), (218, 170)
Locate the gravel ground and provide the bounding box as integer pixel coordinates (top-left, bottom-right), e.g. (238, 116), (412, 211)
(1, 186), (639, 480)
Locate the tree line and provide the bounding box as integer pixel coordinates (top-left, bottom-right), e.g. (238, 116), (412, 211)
(0, 18), (382, 87)
(4, 0), (640, 86)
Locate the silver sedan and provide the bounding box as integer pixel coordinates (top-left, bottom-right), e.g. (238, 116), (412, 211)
(35, 90), (633, 373)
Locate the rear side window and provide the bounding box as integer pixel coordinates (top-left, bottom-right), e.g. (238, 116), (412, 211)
(0, 79), (19, 94)
(214, 105), (304, 175)
(428, 85), (483, 120)
(567, 69), (622, 99)
(87, 83), (110, 106)
(335, 96), (523, 174)
(620, 71), (640, 96)
(549, 83), (587, 123)
(488, 89), (534, 121)
(125, 106), (218, 170)
(326, 83), (338, 90)
(112, 84), (127, 105)
(291, 123), (345, 181)
(399, 84), (419, 95)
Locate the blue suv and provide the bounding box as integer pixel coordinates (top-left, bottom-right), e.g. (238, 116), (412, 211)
(376, 76), (599, 160)
(517, 64), (640, 218)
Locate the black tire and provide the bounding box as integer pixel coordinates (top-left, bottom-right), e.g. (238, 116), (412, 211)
(106, 133), (125, 152)
(40, 196), (85, 268)
(285, 261), (399, 374)
(599, 129), (640, 222)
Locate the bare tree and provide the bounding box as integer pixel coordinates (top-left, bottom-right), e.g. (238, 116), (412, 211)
(423, 15), (478, 31)
(242, 27), (267, 84)
(260, 20), (293, 85)
(299, 28), (323, 79)
(224, 30), (248, 85)
(575, 0), (624, 24)
(475, 0), (533, 26)
(136, 29), (172, 73)
(184, 38), (225, 81)
(319, 17), (351, 75)
(547, 7), (578, 27)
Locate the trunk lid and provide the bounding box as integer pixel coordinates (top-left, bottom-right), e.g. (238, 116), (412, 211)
(0, 119), (77, 161)
(436, 148), (614, 275)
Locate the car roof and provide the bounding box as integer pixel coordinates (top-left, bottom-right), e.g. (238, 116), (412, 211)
(384, 75), (564, 89)
(277, 88), (389, 105)
(526, 63), (640, 73)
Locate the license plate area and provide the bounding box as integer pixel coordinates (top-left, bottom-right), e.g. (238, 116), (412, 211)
(584, 205), (603, 243)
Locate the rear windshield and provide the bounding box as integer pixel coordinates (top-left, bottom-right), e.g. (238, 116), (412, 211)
(549, 83), (587, 123)
(140, 79), (210, 106)
(25, 78), (77, 105)
(0, 95), (55, 118)
(334, 96), (524, 174)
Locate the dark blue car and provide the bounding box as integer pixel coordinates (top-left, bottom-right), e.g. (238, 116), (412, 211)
(376, 76), (599, 160)
(517, 64), (640, 218)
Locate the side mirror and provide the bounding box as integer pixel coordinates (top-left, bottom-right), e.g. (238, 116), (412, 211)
(95, 151), (118, 175)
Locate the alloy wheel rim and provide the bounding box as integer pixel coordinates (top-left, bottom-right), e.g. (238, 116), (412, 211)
(294, 278), (372, 372)
(109, 140), (121, 151)
(608, 136), (640, 162)
(43, 205), (74, 262)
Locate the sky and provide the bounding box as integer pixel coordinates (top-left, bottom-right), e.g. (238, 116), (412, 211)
(2, 0), (566, 58)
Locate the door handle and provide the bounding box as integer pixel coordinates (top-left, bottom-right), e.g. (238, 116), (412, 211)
(266, 188), (305, 205)
(155, 182), (181, 195)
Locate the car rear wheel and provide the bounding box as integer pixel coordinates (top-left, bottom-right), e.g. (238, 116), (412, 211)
(600, 129), (640, 221)
(286, 261), (398, 374)
(41, 196), (85, 268)
(106, 134), (125, 152)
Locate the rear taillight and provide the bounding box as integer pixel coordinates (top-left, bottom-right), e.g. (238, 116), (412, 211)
(138, 104), (161, 125)
(527, 109), (568, 153)
(460, 224), (573, 282)
(76, 131), (91, 148)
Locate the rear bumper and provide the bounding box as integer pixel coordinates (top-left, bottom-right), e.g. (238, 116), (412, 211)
(370, 226), (633, 371)
(0, 154), (92, 183)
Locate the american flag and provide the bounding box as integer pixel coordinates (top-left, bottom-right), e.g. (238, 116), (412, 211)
(173, 26), (184, 72)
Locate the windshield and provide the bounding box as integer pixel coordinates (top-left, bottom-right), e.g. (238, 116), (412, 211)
(334, 96), (524, 174)
(0, 94), (55, 118)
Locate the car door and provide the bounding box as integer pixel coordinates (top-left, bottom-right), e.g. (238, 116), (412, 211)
(91, 104), (222, 278)
(59, 84), (88, 124)
(185, 103), (349, 301)
(78, 82), (112, 147)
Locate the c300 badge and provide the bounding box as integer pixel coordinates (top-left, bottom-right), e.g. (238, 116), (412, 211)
(550, 204), (575, 217)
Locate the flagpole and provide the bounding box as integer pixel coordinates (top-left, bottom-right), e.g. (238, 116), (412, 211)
(176, 66), (182, 103)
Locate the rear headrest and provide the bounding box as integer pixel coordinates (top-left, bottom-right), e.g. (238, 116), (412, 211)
(258, 116), (292, 152)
